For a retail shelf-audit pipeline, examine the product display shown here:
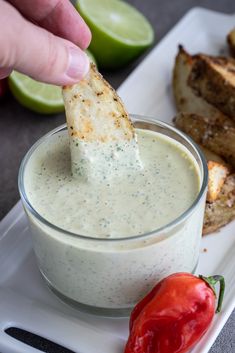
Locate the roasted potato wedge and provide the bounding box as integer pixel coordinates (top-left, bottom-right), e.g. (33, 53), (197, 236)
(172, 45), (233, 125)
(203, 174), (235, 234)
(189, 54), (235, 119)
(198, 147), (229, 203)
(200, 146), (228, 165)
(63, 63), (134, 143)
(173, 46), (235, 235)
(227, 28), (235, 57)
(207, 161), (229, 203)
(174, 112), (235, 168)
(62, 63), (141, 180)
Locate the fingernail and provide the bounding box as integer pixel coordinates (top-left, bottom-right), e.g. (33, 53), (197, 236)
(66, 47), (90, 80)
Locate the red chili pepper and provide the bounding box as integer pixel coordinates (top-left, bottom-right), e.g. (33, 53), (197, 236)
(124, 273), (225, 353)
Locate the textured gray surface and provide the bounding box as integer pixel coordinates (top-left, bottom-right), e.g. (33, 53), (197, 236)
(0, 0), (235, 352)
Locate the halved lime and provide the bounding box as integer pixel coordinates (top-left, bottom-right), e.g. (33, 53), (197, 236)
(76, 0), (154, 69)
(8, 71), (64, 114)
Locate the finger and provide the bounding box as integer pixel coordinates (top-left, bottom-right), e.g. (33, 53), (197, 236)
(8, 0), (91, 50)
(0, 68), (12, 80)
(0, 1), (90, 85)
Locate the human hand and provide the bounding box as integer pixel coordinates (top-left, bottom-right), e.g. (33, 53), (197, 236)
(0, 0), (91, 85)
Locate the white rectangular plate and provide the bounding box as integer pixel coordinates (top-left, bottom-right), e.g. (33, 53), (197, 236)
(0, 7), (235, 353)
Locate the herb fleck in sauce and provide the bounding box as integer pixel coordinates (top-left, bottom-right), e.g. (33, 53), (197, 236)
(25, 129), (200, 238)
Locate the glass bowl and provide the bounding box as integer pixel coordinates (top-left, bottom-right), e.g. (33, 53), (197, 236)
(18, 115), (208, 317)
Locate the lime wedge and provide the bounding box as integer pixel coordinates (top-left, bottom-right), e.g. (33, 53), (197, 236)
(76, 0), (154, 69)
(8, 71), (64, 114)
(86, 49), (97, 66)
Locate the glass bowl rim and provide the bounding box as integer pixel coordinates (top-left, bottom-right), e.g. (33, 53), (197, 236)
(18, 114), (208, 243)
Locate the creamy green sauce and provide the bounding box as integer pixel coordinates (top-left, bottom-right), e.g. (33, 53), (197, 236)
(70, 136), (142, 182)
(25, 129), (200, 238)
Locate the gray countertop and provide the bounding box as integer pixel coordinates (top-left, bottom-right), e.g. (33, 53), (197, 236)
(0, 0), (235, 352)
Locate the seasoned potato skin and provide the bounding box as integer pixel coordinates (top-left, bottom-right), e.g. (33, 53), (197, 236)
(173, 44), (235, 235)
(188, 54), (235, 119)
(63, 63), (134, 143)
(174, 112), (235, 169)
(172, 45), (234, 125)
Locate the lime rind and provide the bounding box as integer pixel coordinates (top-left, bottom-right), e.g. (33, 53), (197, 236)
(76, 0), (154, 69)
(11, 72), (62, 104)
(77, 0), (154, 46)
(8, 71), (64, 114)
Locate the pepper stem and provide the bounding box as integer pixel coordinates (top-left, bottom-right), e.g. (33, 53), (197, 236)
(199, 275), (225, 313)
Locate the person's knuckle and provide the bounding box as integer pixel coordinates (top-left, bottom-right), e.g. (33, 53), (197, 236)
(42, 31), (59, 75)
(0, 44), (12, 67)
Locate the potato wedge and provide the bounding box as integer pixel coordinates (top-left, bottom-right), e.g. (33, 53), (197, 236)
(196, 147), (229, 203)
(189, 54), (235, 119)
(63, 63), (134, 142)
(203, 174), (235, 234)
(172, 45), (233, 125)
(200, 146), (228, 165)
(227, 28), (235, 57)
(207, 161), (229, 203)
(62, 64), (141, 180)
(174, 112), (235, 168)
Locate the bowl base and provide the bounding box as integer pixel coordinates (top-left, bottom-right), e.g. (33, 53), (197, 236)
(41, 260), (198, 318)
(42, 273), (132, 317)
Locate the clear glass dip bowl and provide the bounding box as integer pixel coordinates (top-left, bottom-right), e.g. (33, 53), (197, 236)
(18, 116), (208, 317)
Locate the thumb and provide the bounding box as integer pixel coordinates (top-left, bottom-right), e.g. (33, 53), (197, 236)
(0, 1), (90, 85)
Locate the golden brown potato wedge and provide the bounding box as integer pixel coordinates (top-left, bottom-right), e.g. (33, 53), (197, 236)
(62, 64), (141, 180)
(173, 46), (235, 234)
(203, 174), (235, 235)
(198, 147), (230, 202)
(172, 45), (233, 125)
(207, 161), (229, 203)
(200, 146), (228, 165)
(63, 63), (134, 143)
(174, 112), (235, 168)
(189, 54), (235, 119)
(227, 28), (235, 57)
